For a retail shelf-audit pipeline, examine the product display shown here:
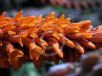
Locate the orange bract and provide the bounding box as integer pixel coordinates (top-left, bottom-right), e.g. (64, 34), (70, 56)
(0, 11), (102, 69)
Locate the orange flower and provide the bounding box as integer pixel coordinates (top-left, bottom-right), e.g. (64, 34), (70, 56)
(0, 11), (102, 69)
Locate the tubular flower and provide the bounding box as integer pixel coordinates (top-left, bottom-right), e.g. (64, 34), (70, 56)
(0, 11), (102, 69)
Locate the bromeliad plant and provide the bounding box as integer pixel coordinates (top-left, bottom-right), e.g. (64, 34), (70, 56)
(0, 11), (102, 69)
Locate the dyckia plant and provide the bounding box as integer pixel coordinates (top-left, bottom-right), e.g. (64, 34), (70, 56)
(0, 11), (102, 69)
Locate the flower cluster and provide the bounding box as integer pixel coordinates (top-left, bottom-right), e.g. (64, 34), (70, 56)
(0, 11), (102, 69)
